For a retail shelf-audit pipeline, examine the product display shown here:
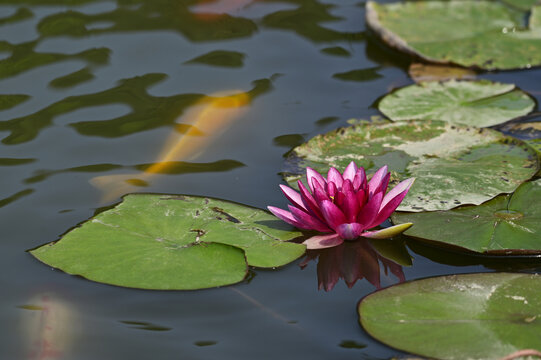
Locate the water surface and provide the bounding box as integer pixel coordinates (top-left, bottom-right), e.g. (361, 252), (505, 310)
(2, 0), (541, 359)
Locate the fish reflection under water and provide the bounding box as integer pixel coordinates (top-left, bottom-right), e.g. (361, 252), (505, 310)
(19, 292), (78, 360)
(90, 90), (251, 203)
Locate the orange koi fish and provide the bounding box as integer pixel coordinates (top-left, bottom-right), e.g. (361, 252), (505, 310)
(90, 90), (251, 203)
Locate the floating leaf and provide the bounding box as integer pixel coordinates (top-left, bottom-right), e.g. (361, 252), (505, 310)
(31, 194), (305, 290)
(366, 1), (541, 70)
(408, 63), (477, 83)
(378, 80), (535, 127)
(283, 120), (538, 211)
(392, 179), (541, 254)
(526, 139), (541, 159)
(359, 273), (541, 359)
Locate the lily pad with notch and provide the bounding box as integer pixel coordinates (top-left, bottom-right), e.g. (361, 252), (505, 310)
(378, 80), (535, 127)
(283, 120), (538, 212)
(359, 272), (541, 360)
(366, 1), (541, 70)
(358, 273), (541, 360)
(392, 179), (541, 254)
(30, 194), (305, 290)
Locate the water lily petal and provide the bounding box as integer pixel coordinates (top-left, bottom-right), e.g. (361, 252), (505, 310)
(320, 200), (347, 231)
(356, 189), (367, 208)
(289, 205), (332, 233)
(326, 181), (337, 199)
(368, 165), (388, 196)
(337, 222), (363, 240)
(353, 168), (367, 191)
(311, 177), (325, 192)
(372, 178), (415, 226)
(335, 191), (345, 209)
(298, 180), (324, 220)
(279, 184), (306, 211)
(313, 185), (330, 204)
(303, 234), (343, 249)
(357, 191), (384, 229)
(267, 206), (310, 229)
(327, 167), (343, 189)
(342, 179), (353, 193)
(343, 161), (358, 182)
(307, 167), (326, 193)
(342, 191), (360, 222)
(361, 223), (413, 239)
(371, 172), (391, 202)
(380, 178), (415, 210)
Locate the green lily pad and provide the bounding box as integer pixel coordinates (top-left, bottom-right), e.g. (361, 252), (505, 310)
(392, 179), (541, 254)
(359, 272), (541, 359)
(366, 1), (541, 70)
(378, 80), (535, 127)
(283, 120), (538, 211)
(30, 194), (305, 290)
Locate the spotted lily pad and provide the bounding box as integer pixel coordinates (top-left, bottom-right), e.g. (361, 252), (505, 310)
(378, 80), (535, 127)
(30, 194), (305, 290)
(392, 179), (541, 254)
(283, 120), (538, 211)
(366, 1), (541, 70)
(359, 272), (541, 359)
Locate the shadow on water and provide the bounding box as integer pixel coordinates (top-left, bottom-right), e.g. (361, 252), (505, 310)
(0, 75), (272, 144)
(0, 40), (110, 81)
(260, 0), (365, 42)
(407, 239), (541, 272)
(23, 159), (246, 184)
(119, 320), (172, 332)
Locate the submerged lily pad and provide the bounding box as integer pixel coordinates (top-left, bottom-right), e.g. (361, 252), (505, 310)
(366, 1), (541, 70)
(359, 272), (541, 359)
(30, 194), (305, 290)
(392, 179), (541, 254)
(378, 80), (535, 127)
(284, 120), (538, 211)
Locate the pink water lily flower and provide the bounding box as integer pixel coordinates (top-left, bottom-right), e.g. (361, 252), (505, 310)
(268, 162), (414, 250)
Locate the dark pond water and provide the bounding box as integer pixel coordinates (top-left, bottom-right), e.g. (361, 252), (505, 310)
(2, 0), (541, 359)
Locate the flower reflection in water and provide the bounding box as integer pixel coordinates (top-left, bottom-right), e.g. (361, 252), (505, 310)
(300, 238), (409, 291)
